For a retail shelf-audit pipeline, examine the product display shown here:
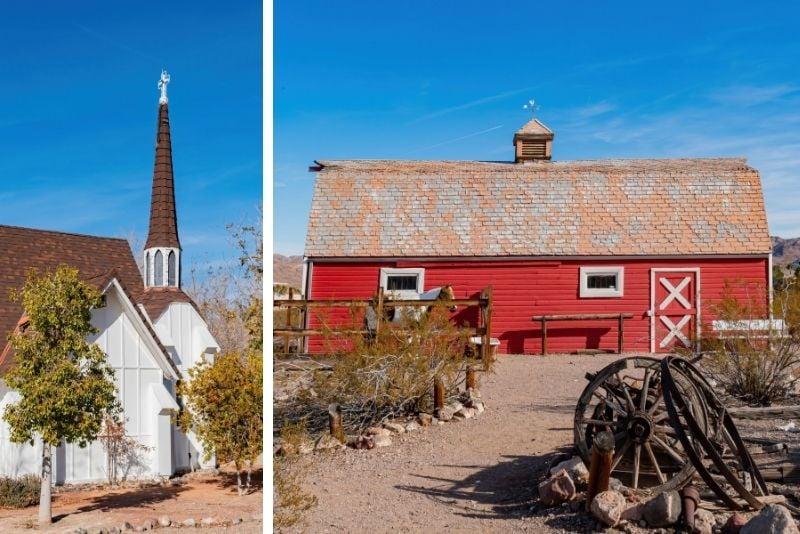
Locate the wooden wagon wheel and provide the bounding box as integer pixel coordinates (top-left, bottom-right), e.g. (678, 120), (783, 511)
(574, 356), (708, 495)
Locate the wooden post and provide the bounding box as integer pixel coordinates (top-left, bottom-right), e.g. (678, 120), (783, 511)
(375, 287), (384, 338)
(541, 317), (548, 355)
(485, 286), (493, 362)
(328, 404), (344, 444)
(433, 376), (444, 416)
(586, 430), (615, 511)
(466, 366), (476, 390)
(617, 313), (624, 354)
(286, 288), (295, 354)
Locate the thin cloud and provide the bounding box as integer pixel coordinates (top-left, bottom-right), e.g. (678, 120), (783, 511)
(74, 23), (159, 63)
(404, 124), (505, 155)
(709, 84), (798, 106)
(407, 87), (535, 124)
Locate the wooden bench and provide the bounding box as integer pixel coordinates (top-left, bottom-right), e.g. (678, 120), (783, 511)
(530, 313), (634, 355)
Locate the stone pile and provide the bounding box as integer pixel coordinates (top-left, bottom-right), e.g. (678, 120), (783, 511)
(536, 455), (800, 533)
(62, 516), (245, 533)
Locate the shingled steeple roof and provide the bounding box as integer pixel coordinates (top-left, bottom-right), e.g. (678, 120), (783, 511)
(144, 97), (181, 251)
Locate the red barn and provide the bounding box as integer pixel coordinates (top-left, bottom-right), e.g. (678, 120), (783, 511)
(302, 119), (772, 355)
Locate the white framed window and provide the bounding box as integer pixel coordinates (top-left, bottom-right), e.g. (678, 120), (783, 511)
(379, 268), (425, 297)
(580, 266), (624, 298)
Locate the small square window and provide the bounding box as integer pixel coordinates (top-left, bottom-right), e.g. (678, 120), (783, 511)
(580, 267), (624, 298)
(380, 268), (424, 296)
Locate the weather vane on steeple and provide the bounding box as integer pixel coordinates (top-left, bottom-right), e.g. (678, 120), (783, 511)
(523, 99), (540, 115)
(158, 70), (170, 104)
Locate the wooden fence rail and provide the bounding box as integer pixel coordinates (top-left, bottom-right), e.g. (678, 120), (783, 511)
(273, 286), (494, 361)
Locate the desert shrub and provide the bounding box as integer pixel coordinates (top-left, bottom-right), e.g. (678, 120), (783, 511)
(273, 420), (317, 530)
(0, 475), (40, 508)
(699, 279), (800, 404)
(280, 301), (474, 434)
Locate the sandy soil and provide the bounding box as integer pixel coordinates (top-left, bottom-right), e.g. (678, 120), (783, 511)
(0, 467), (263, 533)
(291, 352), (629, 533)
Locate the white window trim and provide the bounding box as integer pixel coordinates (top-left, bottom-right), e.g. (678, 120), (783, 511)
(580, 266), (624, 298)
(379, 268), (425, 297)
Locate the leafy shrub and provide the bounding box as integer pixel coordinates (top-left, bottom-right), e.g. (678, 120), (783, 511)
(699, 280), (800, 404)
(0, 475), (40, 508)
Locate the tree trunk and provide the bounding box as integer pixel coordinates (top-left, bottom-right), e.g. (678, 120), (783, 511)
(245, 461), (252, 493)
(39, 444), (52, 526)
(236, 466), (243, 496)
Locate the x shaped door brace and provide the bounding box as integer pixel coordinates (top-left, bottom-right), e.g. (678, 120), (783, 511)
(659, 276), (692, 310)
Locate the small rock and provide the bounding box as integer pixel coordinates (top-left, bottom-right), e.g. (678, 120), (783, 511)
(141, 519), (156, 531)
(722, 512), (748, 534)
(591, 490), (627, 527)
(201, 517), (217, 526)
(538, 469), (576, 506)
(438, 405), (456, 422)
(122, 523), (134, 532)
(94, 528), (109, 534)
(182, 518), (197, 528)
(417, 413), (433, 427)
(621, 502), (645, 522)
(638, 519), (647, 528)
(372, 434), (392, 447)
(643, 490), (682, 527)
(366, 426), (392, 437)
(609, 477), (626, 492)
(231, 518), (243, 525)
(355, 435), (375, 449)
(549, 456), (589, 484)
(454, 407), (475, 420)
(405, 421), (420, 432)
(695, 508), (716, 534)
(447, 400), (464, 413)
(473, 400), (485, 414)
(741, 504), (798, 534)
(297, 439), (314, 455)
(109, 528), (121, 534)
(314, 433), (343, 451)
(437, 420), (445, 425)
(158, 516), (171, 527)
(383, 422), (405, 434)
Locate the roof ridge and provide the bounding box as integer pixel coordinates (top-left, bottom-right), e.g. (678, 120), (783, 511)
(0, 224), (129, 242)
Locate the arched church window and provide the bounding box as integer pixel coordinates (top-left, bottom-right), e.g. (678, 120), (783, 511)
(168, 251), (176, 286)
(145, 251), (151, 286)
(154, 250), (164, 286)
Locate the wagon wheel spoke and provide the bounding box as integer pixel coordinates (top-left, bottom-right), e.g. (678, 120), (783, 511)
(654, 424), (678, 437)
(640, 369), (651, 411)
(651, 434), (685, 465)
(615, 372), (635, 412)
(592, 390), (627, 418)
(645, 441), (667, 484)
(611, 439), (633, 471)
(633, 444), (642, 489)
(647, 390), (664, 415)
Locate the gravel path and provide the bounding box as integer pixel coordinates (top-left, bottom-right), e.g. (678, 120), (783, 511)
(296, 352), (632, 533)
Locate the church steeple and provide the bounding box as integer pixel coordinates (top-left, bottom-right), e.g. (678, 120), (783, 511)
(144, 70), (181, 289)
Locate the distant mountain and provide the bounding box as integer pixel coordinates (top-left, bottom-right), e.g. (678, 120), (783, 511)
(273, 253), (303, 290)
(772, 236), (800, 269)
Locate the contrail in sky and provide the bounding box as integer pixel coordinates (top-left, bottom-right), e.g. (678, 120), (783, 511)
(408, 87), (535, 125)
(404, 124), (505, 155)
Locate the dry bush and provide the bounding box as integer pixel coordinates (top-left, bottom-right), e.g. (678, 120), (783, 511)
(273, 420), (317, 530)
(699, 280), (800, 404)
(0, 475), (40, 508)
(279, 302), (474, 434)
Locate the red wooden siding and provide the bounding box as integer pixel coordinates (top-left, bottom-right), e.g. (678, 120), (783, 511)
(306, 257), (769, 354)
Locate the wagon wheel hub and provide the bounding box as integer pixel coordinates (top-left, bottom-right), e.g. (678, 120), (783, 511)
(627, 411), (654, 444)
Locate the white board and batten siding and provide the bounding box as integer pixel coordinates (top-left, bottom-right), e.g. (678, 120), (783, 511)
(0, 285), (175, 484)
(154, 302), (219, 471)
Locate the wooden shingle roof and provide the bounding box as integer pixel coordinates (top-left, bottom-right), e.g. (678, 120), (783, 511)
(304, 158), (771, 258)
(144, 103), (181, 250)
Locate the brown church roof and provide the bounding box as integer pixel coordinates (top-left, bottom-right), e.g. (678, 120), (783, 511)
(0, 225), (153, 375)
(305, 158), (771, 258)
(144, 103), (181, 250)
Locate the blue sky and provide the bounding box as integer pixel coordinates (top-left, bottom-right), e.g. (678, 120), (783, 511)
(275, 1), (800, 255)
(1, 1), (262, 277)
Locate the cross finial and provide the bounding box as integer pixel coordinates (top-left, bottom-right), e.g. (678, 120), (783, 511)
(523, 99), (539, 115)
(158, 70), (170, 104)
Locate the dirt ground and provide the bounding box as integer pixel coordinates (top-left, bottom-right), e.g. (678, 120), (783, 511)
(290, 352), (629, 533)
(0, 466), (263, 533)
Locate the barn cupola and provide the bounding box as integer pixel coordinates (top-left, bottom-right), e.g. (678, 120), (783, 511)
(513, 118), (554, 163)
(143, 70), (182, 289)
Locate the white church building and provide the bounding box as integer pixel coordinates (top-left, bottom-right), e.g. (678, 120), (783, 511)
(0, 72), (220, 484)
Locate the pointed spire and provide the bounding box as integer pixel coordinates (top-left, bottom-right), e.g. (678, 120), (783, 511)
(144, 73), (181, 252)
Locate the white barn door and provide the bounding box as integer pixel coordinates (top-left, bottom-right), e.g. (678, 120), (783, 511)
(650, 268), (700, 353)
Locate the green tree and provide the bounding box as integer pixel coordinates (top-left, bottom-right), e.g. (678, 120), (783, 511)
(179, 350), (263, 495)
(3, 266), (118, 525)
